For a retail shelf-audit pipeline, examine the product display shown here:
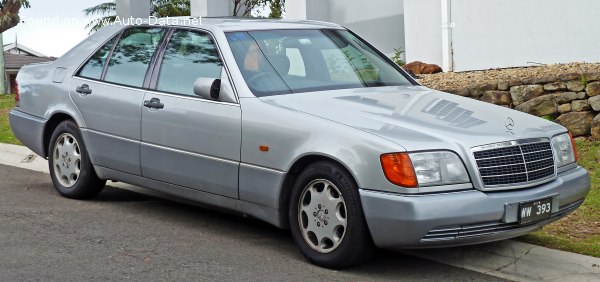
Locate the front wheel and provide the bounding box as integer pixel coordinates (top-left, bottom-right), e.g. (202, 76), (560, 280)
(48, 120), (106, 199)
(289, 161), (374, 268)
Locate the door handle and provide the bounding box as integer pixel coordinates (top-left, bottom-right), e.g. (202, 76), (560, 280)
(76, 84), (92, 95)
(143, 98), (164, 109)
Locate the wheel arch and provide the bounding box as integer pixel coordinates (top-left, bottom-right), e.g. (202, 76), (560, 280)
(278, 153), (359, 229)
(43, 112), (77, 157)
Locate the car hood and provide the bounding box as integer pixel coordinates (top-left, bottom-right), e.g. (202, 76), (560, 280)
(261, 86), (566, 152)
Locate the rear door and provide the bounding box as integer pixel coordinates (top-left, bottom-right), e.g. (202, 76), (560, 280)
(140, 29), (241, 198)
(70, 26), (167, 175)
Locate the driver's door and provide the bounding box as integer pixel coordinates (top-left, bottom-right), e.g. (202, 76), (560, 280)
(140, 29), (241, 198)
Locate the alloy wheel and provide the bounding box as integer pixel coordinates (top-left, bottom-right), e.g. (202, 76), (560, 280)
(52, 133), (81, 188)
(298, 179), (348, 253)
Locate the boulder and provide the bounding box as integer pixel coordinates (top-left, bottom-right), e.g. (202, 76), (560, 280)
(510, 85), (545, 105)
(566, 81), (586, 92)
(515, 95), (557, 116)
(524, 76), (557, 85)
(583, 73), (600, 82)
(470, 83), (498, 98)
(558, 73), (580, 81)
(571, 100), (590, 112)
(590, 96), (600, 111)
(403, 61), (443, 74)
(508, 80), (524, 87)
(481, 90), (512, 105)
(592, 113), (600, 140)
(555, 112), (595, 137)
(558, 104), (571, 114)
(453, 87), (470, 97)
(498, 81), (509, 91)
(544, 82), (566, 91)
(554, 92), (580, 104)
(586, 81), (600, 97)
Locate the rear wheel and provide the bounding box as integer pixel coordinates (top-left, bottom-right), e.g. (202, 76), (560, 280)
(289, 161), (374, 268)
(48, 120), (105, 199)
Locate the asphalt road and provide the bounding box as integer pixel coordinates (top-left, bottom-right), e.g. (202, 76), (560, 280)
(0, 164), (506, 281)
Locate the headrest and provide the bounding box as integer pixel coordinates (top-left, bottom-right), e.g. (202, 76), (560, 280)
(266, 55), (290, 75)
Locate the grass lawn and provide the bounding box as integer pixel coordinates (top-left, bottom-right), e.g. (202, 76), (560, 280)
(0, 94), (21, 145)
(518, 139), (600, 257)
(0, 93), (598, 256)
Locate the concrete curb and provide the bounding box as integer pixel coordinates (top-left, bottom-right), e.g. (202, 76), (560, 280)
(0, 143), (49, 173)
(404, 240), (600, 281)
(1, 143), (599, 281)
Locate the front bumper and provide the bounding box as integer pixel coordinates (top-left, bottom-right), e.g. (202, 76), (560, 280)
(360, 166), (590, 249)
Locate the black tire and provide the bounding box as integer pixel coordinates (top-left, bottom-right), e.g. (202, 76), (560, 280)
(289, 161), (374, 268)
(48, 120), (106, 199)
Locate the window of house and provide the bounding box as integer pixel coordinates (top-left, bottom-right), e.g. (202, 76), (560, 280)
(104, 27), (166, 88)
(156, 30), (223, 96)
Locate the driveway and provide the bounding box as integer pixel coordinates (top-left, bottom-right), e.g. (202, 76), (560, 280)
(0, 164), (505, 281)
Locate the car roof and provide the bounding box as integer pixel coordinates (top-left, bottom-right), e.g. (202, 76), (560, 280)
(143, 16), (344, 31)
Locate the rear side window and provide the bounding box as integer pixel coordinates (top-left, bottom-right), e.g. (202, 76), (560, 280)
(156, 30), (223, 96)
(104, 27), (166, 88)
(78, 38), (116, 80)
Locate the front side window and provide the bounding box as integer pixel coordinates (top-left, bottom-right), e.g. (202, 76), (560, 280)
(226, 29), (412, 97)
(78, 37), (116, 80)
(156, 30), (223, 96)
(105, 27), (166, 87)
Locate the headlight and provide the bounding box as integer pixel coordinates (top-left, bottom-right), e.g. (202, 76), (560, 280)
(409, 152), (470, 186)
(551, 132), (578, 167)
(381, 151), (470, 187)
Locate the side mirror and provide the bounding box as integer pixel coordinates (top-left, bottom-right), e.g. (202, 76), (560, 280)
(194, 77), (221, 100)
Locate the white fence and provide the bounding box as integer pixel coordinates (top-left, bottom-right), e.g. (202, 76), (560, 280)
(405, 0), (600, 72)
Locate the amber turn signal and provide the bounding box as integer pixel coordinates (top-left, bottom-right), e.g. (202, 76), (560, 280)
(568, 132), (578, 161)
(380, 153), (418, 188)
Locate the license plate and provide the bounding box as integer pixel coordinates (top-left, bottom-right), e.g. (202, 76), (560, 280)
(519, 198), (552, 224)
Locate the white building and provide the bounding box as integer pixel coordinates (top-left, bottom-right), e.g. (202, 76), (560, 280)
(118, 0), (600, 72)
(286, 0), (405, 59)
(287, 0), (600, 72)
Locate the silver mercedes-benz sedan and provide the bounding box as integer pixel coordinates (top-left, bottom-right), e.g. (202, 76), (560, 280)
(9, 17), (590, 268)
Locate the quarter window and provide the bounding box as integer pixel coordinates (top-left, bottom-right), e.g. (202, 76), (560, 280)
(104, 27), (166, 88)
(78, 38), (116, 80)
(156, 30), (223, 96)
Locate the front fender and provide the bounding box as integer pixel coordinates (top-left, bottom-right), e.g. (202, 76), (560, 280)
(239, 97), (407, 196)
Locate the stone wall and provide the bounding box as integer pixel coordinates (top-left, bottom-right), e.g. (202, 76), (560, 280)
(439, 73), (600, 139)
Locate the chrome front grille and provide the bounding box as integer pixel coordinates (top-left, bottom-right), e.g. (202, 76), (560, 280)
(472, 139), (556, 188)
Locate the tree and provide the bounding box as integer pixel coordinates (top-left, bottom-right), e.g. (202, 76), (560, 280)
(0, 0), (30, 95)
(84, 0), (191, 33)
(85, 0), (283, 33)
(232, 0), (265, 17)
(0, 0), (29, 33)
(232, 0), (284, 18)
(268, 0), (283, 19)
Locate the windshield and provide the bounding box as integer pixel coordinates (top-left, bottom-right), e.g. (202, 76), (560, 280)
(225, 29), (413, 97)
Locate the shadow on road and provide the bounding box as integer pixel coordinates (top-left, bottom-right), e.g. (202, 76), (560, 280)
(86, 186), (479, 278)
(0, 163), (503, 280)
